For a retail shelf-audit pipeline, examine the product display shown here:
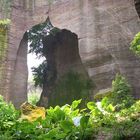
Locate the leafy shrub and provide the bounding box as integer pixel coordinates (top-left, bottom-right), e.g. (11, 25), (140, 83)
(130, 32), (140, 56)
(1, 74), (139, 140)
(109, 74), (134, 110)
(28, 92), (41, 105)
(10, 99), (93, 140)
(31, 60), (47, 87)
(102, 100), (140, 140)
(0, 95), (19, 132)
(0, 133), (13, 140)
(0, 98), (139, 140)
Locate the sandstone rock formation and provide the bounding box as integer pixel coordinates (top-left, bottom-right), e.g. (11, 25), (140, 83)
(39, 29), (91, 107)
(10, 33), (28, 107)
(49, 0), (140, 98)
(0, 0), (140, 107)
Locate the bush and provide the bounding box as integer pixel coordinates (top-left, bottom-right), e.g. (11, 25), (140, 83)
(130, 32), (140, 56)
(0, 95), (19, 132)
(0, 75), (139, 140)
(28, 92), (41, 105)
(109, 74), (134, 110)
(0, 97), (139, 140)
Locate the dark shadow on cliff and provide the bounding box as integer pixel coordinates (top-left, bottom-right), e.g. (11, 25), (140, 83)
(37, 28), (93, 107)
(134, 0), (140, 17)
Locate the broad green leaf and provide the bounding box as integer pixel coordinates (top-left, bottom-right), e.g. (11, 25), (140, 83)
(45, 128), (59, 138)
(55, 132), (67, 139)
(80, 116), (89, 129)
(87, 102), (96, 110)
(101, 97), (109, 108)
(60, 120), (74, 132)
(106, 104), (115, 112)
(54, 107), (65, 121)
(71, 99), (82, 110)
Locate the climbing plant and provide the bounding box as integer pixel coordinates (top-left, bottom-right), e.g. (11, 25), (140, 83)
(0, 0), (12, 18)
(0, 19), (10, 94)
(130, 32), (140, 56)
(28, 18), (59, 57)
(0, 19), (10, 28)
(31, 60), (47, 87)
(28, 18), (53, 56)
(0, 0), (11, 97)
(0, 19), (10, 61)
(0, 0), (11, 74)
(28, 18), (60, 87)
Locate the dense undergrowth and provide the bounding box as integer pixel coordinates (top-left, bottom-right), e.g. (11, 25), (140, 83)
(0, 75), (140, 140)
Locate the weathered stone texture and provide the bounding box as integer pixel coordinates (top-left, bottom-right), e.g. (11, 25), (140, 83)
(39, 29), (90, 107)
(49, 0), (140, 98)
(9, 33), (28, 107)
(1, 0), (140, 106)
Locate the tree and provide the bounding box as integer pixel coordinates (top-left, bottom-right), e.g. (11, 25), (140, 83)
(27, 17), (54, 57)
(130, 32), (140, 56)
(110, 74), (134, 110)
(28, 17), (60, 87)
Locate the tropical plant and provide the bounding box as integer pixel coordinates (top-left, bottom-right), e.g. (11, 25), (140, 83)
(0, 95), (19, 131)
(0, 73), (140, 140)
(31, 60), (47, 87)
(109, 74), (134, 110)
(130, 32), (140, 56)
(0, 96), (139, 139)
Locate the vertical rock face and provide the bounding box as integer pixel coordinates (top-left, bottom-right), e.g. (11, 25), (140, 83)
(49, 0), (140, 98)
(9, 33), (28, 107)
(1, 0), (140, 106)
(39, 29), (91, 107)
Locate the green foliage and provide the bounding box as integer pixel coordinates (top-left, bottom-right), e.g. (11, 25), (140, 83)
(28, 18), (60, 87)
(28, 21), (47, 57)
(110, 100), (140, 140)
(1, 74), (139, 140)
(130, 32), (140, 56)
(0, 19), (10, 95)
(109, 74), (134, 110)
(28, 18), (60, 57)
(27, 78), (41, 105)
(0, 133), (13, 140)
(0, 0), (11, 18)
(111, 121), (140, 140)
(31, 60), (47, 87)
(0, 19), (11, 29)
(0, 96), (19, 132)
(28, 92), (41, 105)
(0, 90), (140, 140)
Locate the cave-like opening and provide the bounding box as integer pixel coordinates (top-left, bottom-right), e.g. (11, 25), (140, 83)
(26, 17), (54, 105)
(17, 17), (92, 107)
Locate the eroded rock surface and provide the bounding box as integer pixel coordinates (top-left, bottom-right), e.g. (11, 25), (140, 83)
(38, 29), (91, 107)
(49, 0), (140, 98)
